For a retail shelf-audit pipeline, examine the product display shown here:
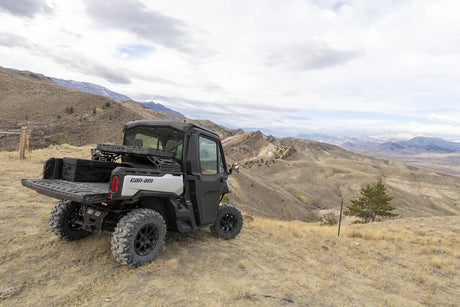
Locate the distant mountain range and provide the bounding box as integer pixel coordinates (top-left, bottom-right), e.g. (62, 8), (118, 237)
(297, 134), (379, 147)
(298, 134), (460, 155)
(141, 101), (184, 117)
(344, 136), (460, 155)
(51, 77), (183, 117)
(51, 78), (132, 101)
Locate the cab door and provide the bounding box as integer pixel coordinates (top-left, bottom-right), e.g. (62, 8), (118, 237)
(189, 133), (228, 226)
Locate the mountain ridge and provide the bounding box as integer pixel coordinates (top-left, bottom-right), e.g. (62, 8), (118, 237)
(141, 101), (184, 117)
(51, 77), (131, 101)
(1, 65), (459, 222)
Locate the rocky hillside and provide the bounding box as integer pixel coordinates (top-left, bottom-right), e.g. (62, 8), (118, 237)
(223, 131), (460, 221)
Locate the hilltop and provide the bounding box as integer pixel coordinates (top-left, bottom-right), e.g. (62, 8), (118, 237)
(50, 77), (131, 102)
(0, 66), (237, 148)
(0, 147), (458, 306)
(50, 77), (185, 117)
(0, 66), (165, 148)
(223, 131), (460, 220)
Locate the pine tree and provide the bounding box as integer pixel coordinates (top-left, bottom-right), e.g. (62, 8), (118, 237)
(344, 181), (397, 223)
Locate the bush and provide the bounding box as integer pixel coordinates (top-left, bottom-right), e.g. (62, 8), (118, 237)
(344, 181), (398, 223)
(65, 106), (74, 114)
(320, 212), (338, 226)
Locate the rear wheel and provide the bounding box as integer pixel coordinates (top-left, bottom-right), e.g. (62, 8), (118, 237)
(211, 204), (243, 239)
(49, 200), (90, 241)
(111, 208), (166, 268)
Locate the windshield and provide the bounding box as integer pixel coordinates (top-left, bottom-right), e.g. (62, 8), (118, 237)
(124, 126), (184, 161)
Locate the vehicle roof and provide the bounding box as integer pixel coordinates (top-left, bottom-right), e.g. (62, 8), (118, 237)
(124, 120), (219, 138)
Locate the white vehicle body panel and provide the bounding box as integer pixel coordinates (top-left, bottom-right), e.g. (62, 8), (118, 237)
(121, 174), (183, 197)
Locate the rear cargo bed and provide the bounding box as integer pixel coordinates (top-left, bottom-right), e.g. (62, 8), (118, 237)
(21, 179), (109, 204)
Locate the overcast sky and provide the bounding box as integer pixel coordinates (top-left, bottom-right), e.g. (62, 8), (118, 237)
(1, 0), (459, 139)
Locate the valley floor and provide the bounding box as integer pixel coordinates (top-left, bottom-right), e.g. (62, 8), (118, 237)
(1, 147), (459, 306)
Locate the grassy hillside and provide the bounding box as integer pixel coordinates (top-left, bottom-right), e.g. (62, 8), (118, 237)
(223, 132), (460, 221)
(1, 147), (458, 306)
(0, 66), (167, 148)
(0, 66), (241, 149)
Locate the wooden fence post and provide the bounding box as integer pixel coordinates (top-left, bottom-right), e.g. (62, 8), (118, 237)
(19, 126), (28, 160)
(27, 128), (32, 152)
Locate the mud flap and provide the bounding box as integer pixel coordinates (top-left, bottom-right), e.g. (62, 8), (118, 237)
(82, 207), (108, 232)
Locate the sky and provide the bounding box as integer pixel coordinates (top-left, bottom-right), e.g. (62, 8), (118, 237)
(1, 0), (459, 140)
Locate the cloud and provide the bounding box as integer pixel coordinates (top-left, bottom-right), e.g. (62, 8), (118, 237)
(0, 0), (52, 18)
(384, 121), (460, 138)
(428, 113), (460, 124)
(0, 32), (29, 48)
(268, 40), (360, 71)
(0, 31), (131, 84)
(140, 94), (312, 134)
(48, 51), (132, 84)
(84, 0), (189, 52)
(331, 1), (349, 12)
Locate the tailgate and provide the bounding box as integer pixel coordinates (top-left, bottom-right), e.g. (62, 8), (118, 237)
(21, 179), (109, 204)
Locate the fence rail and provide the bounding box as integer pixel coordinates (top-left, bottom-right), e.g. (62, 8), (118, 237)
(0, 129), (22, 134)
(0, 127), (31, 160)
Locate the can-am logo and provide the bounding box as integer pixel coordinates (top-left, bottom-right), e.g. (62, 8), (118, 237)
(130, 177), (154, 183)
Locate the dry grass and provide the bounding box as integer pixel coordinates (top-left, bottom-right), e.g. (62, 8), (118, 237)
(225, 132), (460, 222)
(0, 146), (459, 306)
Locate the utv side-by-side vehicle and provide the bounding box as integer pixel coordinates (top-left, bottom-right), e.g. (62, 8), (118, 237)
(22, 120), (243, 267)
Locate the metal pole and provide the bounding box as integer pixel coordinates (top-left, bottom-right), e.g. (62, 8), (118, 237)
(338, 197), (344, 237)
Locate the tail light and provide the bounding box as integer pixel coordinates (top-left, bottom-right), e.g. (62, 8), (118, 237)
(110, 176), (120, 192)
(109, 176), (120, 199)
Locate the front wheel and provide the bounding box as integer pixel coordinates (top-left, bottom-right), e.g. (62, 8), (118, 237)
(111, 208), (166, 268)
(49, 200), (90, 241)
(210, 204), (243, 239)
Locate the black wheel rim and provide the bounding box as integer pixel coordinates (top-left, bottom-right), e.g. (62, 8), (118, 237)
(220, 213), (238, 233)
(134, 224), (158, 256)
(67, 207), (82, 230)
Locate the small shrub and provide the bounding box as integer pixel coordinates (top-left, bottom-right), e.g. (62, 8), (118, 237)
(93, 108), (96, 115)
(65, 106), (74, 114)
(320, 212), (338, 226)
